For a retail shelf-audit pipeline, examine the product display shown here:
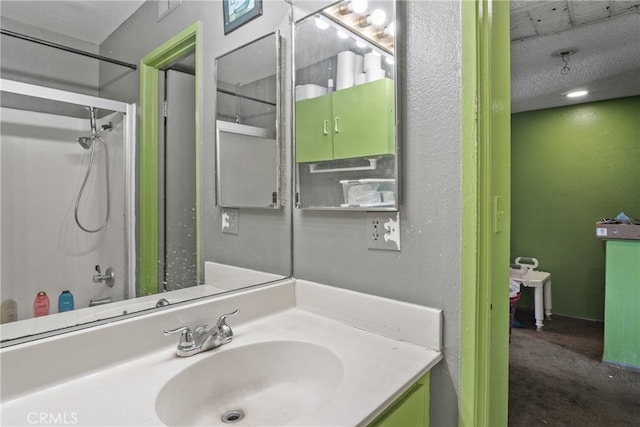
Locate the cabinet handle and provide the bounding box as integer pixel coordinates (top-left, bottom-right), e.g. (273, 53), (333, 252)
(334, 117), (340, 133)
(323, 120), (329, 135)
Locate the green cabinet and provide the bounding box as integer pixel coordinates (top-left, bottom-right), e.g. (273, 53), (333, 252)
(603, 239), (640, 369)
(295, 78), (395, 163)
(369, 372), (430, 427)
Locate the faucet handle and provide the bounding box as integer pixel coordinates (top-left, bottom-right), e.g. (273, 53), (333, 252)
(215, 310), (239, 344)
(164, 326), (195, 349)
(215, 310), (239, 329)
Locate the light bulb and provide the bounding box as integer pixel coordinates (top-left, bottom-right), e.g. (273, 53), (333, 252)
(370, 9), (386, 26)
(337, 30), (349, 39)
(315, 17), (329, 30)
(356, 40), (366, 49)
(386, 56), (394, 65)
(351, 0), (368, 14)
(386, 22), (395, 36)
(566, 90), (588, 98)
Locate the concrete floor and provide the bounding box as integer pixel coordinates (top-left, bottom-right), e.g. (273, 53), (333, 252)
(508, 309), (640, 426)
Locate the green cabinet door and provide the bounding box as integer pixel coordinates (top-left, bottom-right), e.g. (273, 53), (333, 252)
(295, 78), (395, 163)
(295, 94), (333, 162)
(332, 78), (395, 160)
(369, 372), (430, 427)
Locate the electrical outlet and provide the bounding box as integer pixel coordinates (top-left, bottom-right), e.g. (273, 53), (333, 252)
(367, 212), (401, 251)
(222, 208), (239, 235)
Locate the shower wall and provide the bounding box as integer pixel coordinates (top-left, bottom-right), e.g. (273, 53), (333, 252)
(1, 107), (126, 321)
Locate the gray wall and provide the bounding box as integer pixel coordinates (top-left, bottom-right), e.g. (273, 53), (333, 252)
(291, 1), (462, 425)
(0, 16), (100, 117)
(3, 0), (464, 423)
(98, 0), (293, 279)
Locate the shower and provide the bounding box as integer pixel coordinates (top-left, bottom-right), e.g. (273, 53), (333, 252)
(74, 106), (113, 233)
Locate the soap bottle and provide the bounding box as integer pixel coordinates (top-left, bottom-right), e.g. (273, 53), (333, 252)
(1, 299), (18, 323)
(58, 290), (74, 313)
(34, 291), (50, 317)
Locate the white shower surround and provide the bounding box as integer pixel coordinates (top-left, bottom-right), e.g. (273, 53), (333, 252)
(0, 79), (135, 322)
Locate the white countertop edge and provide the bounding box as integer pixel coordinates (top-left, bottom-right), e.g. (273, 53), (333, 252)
(295, 279), (443, 350)
(1, 307), (442, 427)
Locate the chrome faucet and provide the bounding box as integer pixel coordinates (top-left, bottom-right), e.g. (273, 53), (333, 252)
(164, 310), (239, 357)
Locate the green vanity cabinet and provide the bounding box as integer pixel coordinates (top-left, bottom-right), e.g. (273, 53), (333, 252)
(369, 372), (430, 427)
(295, 78), (395, 163)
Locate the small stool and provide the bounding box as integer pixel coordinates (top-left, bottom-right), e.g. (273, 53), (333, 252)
(514, 257), (552, 331)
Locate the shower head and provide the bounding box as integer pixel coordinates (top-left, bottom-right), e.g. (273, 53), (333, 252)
(78, 136), (93, 149)
(78, 107), (113, 149)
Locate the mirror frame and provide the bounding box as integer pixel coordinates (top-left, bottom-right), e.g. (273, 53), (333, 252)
(214, 31), (284, 209)
(292, 0), (401, 212)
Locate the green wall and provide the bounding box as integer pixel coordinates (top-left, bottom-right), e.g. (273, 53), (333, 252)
(511, 96), (640, 321)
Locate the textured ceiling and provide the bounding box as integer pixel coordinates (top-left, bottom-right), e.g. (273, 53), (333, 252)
(0, 1), (145, 44)
(511, 0), (640, 113)
(511, 0), (640, 41)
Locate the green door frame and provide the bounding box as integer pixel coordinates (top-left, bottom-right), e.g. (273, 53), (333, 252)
(460, 0), (511, 425)
(139, 22), (201, 296)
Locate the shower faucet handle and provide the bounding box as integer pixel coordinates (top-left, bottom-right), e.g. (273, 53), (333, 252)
(92, 265), (115, 287)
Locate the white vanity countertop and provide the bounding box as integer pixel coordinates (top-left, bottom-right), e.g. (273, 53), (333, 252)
(1, 279), (442, 427)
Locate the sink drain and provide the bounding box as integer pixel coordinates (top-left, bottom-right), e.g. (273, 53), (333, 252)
(221, 409), (245, 424)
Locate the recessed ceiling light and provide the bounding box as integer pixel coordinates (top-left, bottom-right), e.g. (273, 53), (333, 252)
(566, 90), (588, 98)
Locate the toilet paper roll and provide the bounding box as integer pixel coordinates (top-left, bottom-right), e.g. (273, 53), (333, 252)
(355, 73), (367, 85)
(336, 51), (356, 90)
(363, 52), (382, 72)
(366, 68), (386, 82)
(354, 54), (364, 75)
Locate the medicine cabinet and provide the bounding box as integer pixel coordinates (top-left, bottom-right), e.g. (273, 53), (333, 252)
(215, 31), (283, 209)
(293, 0), (399, 210)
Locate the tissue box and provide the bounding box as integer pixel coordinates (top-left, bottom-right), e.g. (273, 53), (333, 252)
(595, 222), (640, 240)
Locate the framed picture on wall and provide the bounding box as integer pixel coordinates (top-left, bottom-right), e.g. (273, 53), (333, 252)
(223, 0), (263, 35)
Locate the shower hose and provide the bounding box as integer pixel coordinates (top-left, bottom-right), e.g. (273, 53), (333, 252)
(74, 137), (110, 233)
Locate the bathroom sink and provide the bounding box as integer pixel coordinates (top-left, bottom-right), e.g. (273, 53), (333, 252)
(155, 340), (344, 426)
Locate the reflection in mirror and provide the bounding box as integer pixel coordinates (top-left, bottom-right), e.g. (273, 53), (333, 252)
(215, 32), (281, 209)
(294, 0), (398, 210)
(158, 50), (198, 293)
(0, 0), (292, 345)
(0, 82), (136, 343)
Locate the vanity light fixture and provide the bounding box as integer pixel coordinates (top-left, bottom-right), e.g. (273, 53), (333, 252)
(358, 9), (386, 28)
(377, 21), (395, 38)
(339, 0), (368, 15)
(566, 90), (588, 98)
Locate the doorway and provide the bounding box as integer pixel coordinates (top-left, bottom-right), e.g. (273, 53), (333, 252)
(159, 64), (197, 292)
(139, 22), (200, 296)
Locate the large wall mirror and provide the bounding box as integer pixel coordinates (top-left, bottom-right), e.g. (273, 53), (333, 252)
(215, 32), (282, 209)
(0, 0), (292, 346)
(294, 0), (399, 210)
